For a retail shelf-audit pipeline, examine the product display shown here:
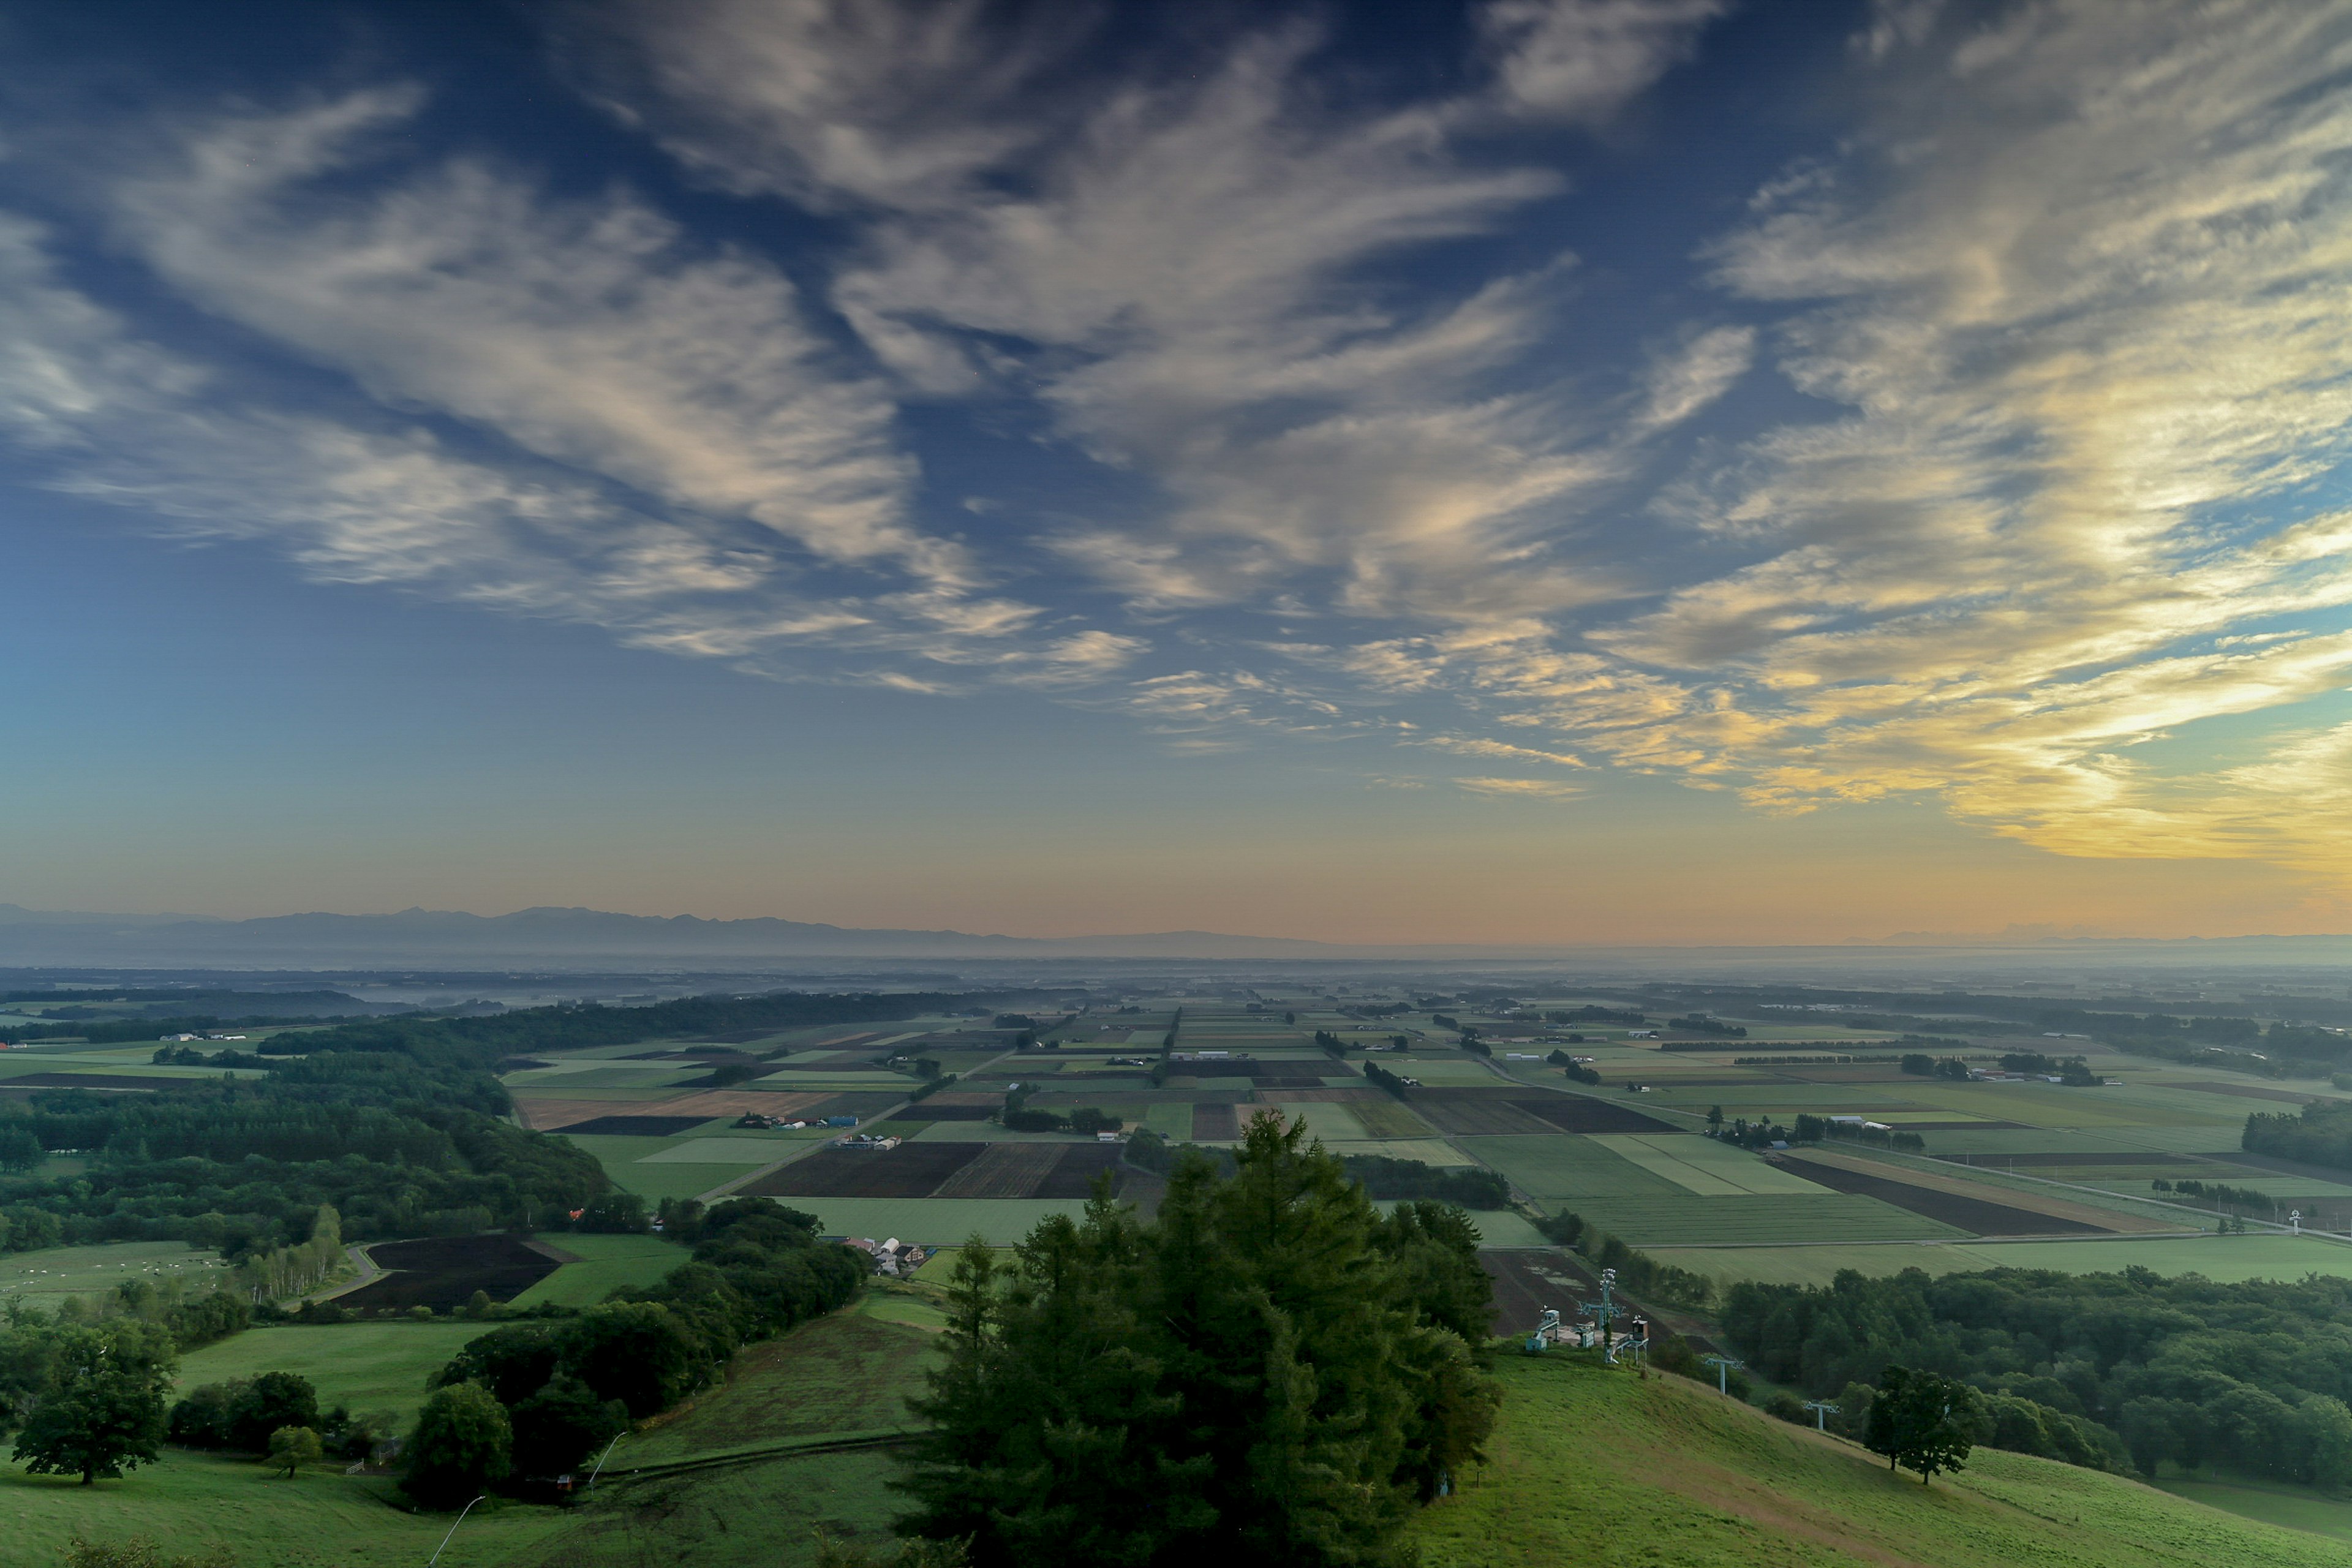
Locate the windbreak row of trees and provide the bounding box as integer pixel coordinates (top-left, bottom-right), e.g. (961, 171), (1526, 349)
(1722, 1265), (2352, 1488)
(2245, 1100), (2352, 1173)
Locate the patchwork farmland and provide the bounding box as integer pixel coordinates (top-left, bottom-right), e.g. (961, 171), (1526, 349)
(486, 990), (2352, 1335)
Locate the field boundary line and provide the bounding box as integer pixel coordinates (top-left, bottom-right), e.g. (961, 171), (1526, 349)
(599, 1428), (918, 1483)
(695, 1041), (1029, 1203)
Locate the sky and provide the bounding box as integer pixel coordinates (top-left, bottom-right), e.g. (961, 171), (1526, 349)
(4, 0), (2352, 946)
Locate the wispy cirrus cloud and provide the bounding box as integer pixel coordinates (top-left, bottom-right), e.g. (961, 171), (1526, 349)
(1383, 0), (2352, 861)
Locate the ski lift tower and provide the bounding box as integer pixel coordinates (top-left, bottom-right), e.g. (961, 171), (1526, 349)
(1803, 1400), (1840, 1431)
(1577, 1268), (1624, 1360)
(2291, 1208), (2303, 1235)
(1701, 1353), (1744, 1396)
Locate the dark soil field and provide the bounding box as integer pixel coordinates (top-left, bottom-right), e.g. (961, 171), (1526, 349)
(1510, 1097), (1680, 1134)
(1479, 1249), (1597, 1338)
(1193, 1102), (1241, 1139)
(1790, 1162), (2111, 1236)
(1417, 1099), (1571, 1136)
(745, 1141), (986, 1199)
(1035, 1143), (1126, 1198)
(562, 1114), (715, 1136)
(932, 1142), (1065, 1198)
(342, 1234), (565, 1312)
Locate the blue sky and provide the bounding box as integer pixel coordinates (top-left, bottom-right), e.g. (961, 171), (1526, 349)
(4, 0), (2352, 943)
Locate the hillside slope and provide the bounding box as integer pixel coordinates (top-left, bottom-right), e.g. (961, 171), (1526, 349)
(1410, 1355), (2348, 1568)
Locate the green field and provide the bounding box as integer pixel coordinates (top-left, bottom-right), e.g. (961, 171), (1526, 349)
(1464, 1134), (1692, 1198)
(175, 1321), (486, 1423)
(510, 1233), (688, 1308)
(1566, 1191), (1967, 1246)
(0, 1240), (234, 1303)
(1645, 1231), (2352, 1289)
(0, 1451), (563, 1568)
(616, 1307), (938, 1466)
(2155, 1476), (2352, 1545)
(1408, 1353), (2352, 1568)
(1591, 1133), (1834, 1196)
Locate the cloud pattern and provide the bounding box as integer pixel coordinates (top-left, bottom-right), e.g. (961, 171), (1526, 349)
(2, 0), (2350, 876)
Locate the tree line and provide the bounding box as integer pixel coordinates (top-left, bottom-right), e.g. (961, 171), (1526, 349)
(1722, 1265), (2352, 1488)
(0, 989), (1009, 1256)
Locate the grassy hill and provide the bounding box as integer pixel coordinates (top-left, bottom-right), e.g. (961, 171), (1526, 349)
(1409, 1354), (2352, 1568)
(15, 1297), (2352, 1568)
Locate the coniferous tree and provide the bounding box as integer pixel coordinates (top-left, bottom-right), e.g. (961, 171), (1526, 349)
(897, 1112), (1496, 1567)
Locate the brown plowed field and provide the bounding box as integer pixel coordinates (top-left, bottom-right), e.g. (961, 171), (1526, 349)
(1036, 1144), (1127, 1199)
(933, 1143), (1065, 1198)
(1275, 1088), (1385, 1103)
(341, 1234), (563, 1313)
(1479, 1249), (1597, 1338)
(744, 1140), (986, 1199)
(888, 1104), (995, 1121)
(532, 1088), (837, 1126)
(1193, 1103), (1241, 1139)
(1782, 1161), (2111, 1236)
(1416, 1099), (1569, 1136)
(560, 1114), (715, 1136)
(1512, 1097), (1680, 1134)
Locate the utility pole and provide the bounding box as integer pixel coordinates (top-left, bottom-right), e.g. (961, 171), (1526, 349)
(1804, 1400), (1840, 1431)
(1702, 1353), (1744, 1396)
(1577, 1268), (1623, 1360)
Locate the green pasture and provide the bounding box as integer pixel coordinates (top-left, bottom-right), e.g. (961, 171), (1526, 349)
(176, 1321), (484, 1423)
(1270, 1099), (1372, 1142)
(1463, 1134), (1686, 1199)
(616, 1308), (939, 1468)
(1409, 1352), (2351, 1568)
(637, 1136), (804, 1164)
(0, 1452), (562, 1568)
(503, 1065), (701, 1089)
(510, 1233), (687, 1308)
(1589, 1134), (1833, 1196)
(2155, 1476), (2352, 1546)
(0, 1240), (233, 1303)
(753, 1071), (916, 1090)
(1564, 1192), (1967, 1246)
(565, 1134), (773, 1200)
(509, 1446), (907, 1566)
(1644, 1231), (2352, 1289)
(1352, 1098), (1434, 1138)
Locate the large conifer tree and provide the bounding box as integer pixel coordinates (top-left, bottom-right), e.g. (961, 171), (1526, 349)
(896, 1112), (1498, 1567)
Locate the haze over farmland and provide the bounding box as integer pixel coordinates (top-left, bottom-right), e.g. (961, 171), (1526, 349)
(6, 1), (2352, 1565)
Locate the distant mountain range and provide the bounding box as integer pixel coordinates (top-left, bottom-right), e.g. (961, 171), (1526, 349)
(3, 902), (2351, 972)
(0, 903), (1364, 965)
